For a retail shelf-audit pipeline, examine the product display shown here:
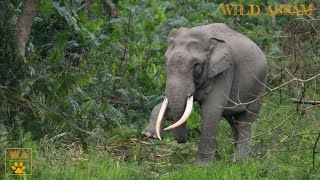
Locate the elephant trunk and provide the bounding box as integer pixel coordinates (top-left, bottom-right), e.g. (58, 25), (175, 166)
(167, 92), (188, 120)
(164, 95), (193, 131)
(164, 77), (195, 131)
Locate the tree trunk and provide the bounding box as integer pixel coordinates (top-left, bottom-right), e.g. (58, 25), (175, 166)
(14, 0), (40, 62)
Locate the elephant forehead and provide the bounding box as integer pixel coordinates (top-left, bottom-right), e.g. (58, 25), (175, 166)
(187, 29), (209, 42)
(169, 29), (209, 47)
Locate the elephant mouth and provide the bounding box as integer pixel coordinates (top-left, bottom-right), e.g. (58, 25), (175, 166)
(155, 94), (194, 140)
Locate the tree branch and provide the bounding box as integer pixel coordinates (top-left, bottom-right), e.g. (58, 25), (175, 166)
(291, 99), (320, 105)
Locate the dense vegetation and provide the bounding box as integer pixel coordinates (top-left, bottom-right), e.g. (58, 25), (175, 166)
(0, 0), (319, 179)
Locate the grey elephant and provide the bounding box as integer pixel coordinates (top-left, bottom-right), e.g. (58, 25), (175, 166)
(142, 23), (268, 165)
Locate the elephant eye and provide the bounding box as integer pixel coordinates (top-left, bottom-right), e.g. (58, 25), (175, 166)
(195, 62), (201, 68)
(193, 63), (202, 75)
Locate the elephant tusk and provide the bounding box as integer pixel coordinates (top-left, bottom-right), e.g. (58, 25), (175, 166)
(164, 95), (194, 131)
(155, 97), (168, 140)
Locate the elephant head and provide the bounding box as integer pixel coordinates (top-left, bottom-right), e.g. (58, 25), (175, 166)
(155, 27), (232, 139)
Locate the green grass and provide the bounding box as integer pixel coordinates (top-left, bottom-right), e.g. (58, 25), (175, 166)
(32, 153), (147, 179)
(2, 147), (319, 179)
(1, 94), (319, 179)
(165, 155), (319, 179)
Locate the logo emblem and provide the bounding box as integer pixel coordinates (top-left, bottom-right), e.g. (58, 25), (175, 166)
(5, 148), (32, 175)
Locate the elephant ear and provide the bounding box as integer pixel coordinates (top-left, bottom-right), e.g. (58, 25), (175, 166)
(208, 38), (232, 78)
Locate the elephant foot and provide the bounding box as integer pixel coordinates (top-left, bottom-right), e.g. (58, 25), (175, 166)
(233, 145), (251, 162)
(141, 127), (162, 139)
(196, 152), (214, 166)
(196, 159), (212, 166)
(232, 154), (251, 163)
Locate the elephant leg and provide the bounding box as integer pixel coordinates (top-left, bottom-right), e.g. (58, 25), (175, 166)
(196, 73), (232, 166)
(234, 99), (262, 160)
(142, 103), (173, 139)
(225, 115), (239, 147)
(234, 112), (252, 160)
(196, 104), (223, 166)
(174, 122), (187, 143)
(196, 93), (231, 164)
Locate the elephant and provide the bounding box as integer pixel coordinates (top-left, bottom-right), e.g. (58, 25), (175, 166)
(141, 23), (268, 165)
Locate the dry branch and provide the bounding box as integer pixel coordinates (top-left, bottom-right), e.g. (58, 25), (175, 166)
(291, 99), (320, 105)
(222, 73), (320, 109)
